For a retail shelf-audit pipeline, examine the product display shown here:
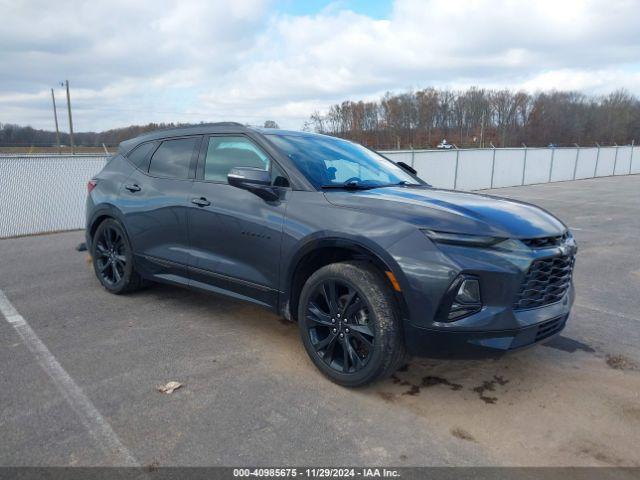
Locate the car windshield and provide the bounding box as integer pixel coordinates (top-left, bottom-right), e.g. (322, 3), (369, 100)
(267, 133), (420, 189)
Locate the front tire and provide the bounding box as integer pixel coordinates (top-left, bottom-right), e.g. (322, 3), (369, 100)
(91, 218), (144, 294)
(298, 261), (406, 387)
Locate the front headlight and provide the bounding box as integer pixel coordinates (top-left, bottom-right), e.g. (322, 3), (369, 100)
(421, 229), (505, 247)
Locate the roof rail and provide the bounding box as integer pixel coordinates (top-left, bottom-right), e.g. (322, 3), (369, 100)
(205, 122), (245, 127)
(118, 122), (251, 153)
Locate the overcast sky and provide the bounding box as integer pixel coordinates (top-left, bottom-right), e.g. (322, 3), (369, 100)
(1, 0), (639, 132)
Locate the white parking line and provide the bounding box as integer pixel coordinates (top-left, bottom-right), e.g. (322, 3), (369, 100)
(0, 288), (138, 466)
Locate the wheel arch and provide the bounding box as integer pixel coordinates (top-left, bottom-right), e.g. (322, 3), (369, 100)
(283, 236), (410, 323)
(86, 204), (127, 249)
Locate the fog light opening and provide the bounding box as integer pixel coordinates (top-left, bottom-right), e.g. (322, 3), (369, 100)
(456, 278), (480, 304)
(448, 277), (482, 320)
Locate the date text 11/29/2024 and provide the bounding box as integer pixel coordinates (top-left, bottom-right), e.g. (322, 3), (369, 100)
(233, 468), (400, 477)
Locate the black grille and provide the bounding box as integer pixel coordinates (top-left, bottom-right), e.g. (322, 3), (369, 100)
(513, 254), (575, 310)
(535, 315), (567, 342)
(521, 232), (568, 249)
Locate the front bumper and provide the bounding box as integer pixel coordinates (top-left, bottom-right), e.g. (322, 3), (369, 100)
(387, 230), (577, 358)
(404, 308), (571, 358)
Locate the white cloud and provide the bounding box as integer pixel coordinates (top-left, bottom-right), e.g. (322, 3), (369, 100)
(1, 0), (639, 132)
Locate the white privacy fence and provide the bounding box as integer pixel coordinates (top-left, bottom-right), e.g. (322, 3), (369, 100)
(0, 145), (638, 238)
(0, 154), (109, 238)
(381, 145), (639, 190)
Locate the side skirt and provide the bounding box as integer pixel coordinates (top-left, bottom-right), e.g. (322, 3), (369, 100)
(135, 253), (279, 310)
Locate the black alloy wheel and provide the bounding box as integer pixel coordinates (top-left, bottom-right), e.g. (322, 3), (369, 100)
(91, 218), (145, 294)
(305, 279), (375, 374)
(95, 224), (127, 287)
(298, 261), (406, 387)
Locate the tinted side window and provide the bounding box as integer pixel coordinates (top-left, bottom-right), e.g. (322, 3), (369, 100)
(149, 138), (198, 179)
(271, 162), (290, 187)
(126, 142), (156, 168)
(204, 136), (270, 183)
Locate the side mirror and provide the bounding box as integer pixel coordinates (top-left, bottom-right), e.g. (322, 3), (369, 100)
(228, 167), (279, 201)
(396, 161), (417, 175)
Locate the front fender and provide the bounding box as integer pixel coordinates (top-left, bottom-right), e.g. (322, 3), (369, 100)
(284, 232), (409, 292)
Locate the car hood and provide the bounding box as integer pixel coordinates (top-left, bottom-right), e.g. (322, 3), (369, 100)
(323, 186), (566, 238)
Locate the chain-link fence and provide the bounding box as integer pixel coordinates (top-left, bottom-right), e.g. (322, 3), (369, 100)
(0, 154), (109, 238)
(0, 145), (638, 238)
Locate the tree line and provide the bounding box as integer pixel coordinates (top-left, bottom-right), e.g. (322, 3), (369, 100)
(0, 122), (203, 148)
(0, 120), (282, 150)
(2, 87), (639, 150)
(304, 88), (640, 149)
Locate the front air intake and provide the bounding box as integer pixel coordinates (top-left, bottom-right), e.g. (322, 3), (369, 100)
(513, 255), (575, 310)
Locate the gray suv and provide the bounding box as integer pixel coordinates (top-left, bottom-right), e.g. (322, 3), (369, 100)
(86, 123), (577, 386)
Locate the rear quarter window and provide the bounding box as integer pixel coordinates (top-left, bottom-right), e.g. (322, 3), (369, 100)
(126, 142), (157, 169)
(148, 137), (199, 179)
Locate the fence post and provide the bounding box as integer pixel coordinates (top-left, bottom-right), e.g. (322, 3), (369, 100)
(594, 143), (600, 177)
(410, 145), (415, 167)
(612, 144), (619, 176)
(453, 148), (460, 190)
(548, 147), (555, 182)
(490, 143), (496, 188)
(629, 139), (635, 175)
(572, 143), (580, 180)
(521, 143), (527, 185)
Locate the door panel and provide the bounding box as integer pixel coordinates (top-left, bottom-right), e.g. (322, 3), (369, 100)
(121, 170), (193, 278)
(120, 136), (200, 280)
(186, 134), (289, 307)
(187, 182), (287, 306)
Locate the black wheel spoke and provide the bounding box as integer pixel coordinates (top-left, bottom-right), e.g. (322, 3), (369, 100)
(98, 259), (112, 272)
(307, 301), (333, 326)
(350, 329), (374, 348)
(322, 334), (338, 364)
(114, 260), (126, 274)
(96, 243), (109, 257)
(344, 297), (364, 320)
(104, 230), (113, 249)
(112, 262), (122, 282)
(345, 337), (364, 369)
(314, 332), (337, 352)
(340, 289), (357, 316)
(349, 323), (374, 338)
(321, 280), (338, 315)
(341, 338), (350, 372)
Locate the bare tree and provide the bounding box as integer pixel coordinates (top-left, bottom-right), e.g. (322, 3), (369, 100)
(416, 88), (438, 146)
(304, 87), (639, 149)
(4, 87), (639, 150)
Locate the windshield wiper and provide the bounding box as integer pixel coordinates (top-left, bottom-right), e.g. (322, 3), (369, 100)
(393, 181), (425, 187)
(321, 180), (422, 190)
(320, 181), (378, 190)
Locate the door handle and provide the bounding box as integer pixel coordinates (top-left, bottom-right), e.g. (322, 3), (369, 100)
(124, 184), (141, 192)
(191, 197), (211, 207)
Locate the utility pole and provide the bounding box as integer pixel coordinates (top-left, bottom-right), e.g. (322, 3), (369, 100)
(64, 80), (75, 154)
(51, 88), (61, 153)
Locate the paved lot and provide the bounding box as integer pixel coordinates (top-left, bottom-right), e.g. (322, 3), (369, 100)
(1, 175), (639, 467)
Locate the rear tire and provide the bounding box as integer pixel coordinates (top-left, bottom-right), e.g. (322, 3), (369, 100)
(298, 261), (406, 387)
(91, 218), (145, 294)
